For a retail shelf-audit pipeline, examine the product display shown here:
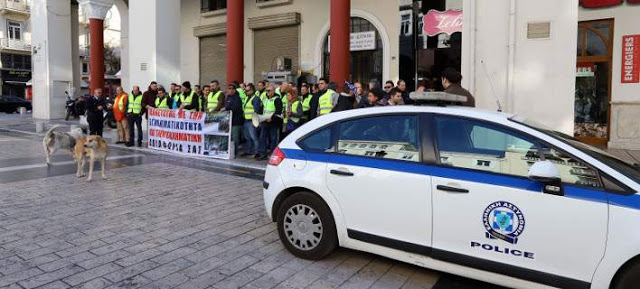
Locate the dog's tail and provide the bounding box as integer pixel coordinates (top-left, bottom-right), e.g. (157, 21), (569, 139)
(45, 125), (62, 137)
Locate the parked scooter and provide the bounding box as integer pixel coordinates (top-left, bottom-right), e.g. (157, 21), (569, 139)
(64, 91), (86, 121)
(104, 98), (117, 129)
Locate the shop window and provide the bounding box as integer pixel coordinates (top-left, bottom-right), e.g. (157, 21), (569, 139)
(323, 17), (383, 85)
(201, 0), (226, 12)
(575, 19), (613, 144)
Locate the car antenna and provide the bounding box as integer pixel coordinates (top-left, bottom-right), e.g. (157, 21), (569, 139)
(480, 60), (503, 112)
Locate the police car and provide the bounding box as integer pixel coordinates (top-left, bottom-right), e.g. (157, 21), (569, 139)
(262, 94), (640, 289)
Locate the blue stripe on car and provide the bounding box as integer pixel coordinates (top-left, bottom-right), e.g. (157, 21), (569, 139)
(281, 148), (639, 210)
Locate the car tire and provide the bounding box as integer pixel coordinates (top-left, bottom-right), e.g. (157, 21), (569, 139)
(613, 261), (640, 289)
(276, 191), (337, 260)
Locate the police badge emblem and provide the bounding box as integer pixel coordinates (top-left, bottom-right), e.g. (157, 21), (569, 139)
(483, 201), (525, 244)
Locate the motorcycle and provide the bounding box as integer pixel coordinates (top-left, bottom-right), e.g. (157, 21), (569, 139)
(64, 92), (87, 121)
(104, 98), (117, 129)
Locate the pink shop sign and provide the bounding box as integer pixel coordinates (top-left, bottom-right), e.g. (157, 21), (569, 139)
(423, 9), (463, 37)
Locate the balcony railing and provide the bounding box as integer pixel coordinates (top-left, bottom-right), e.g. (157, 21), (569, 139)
(0, 38), (31, 51)
(0, 0), (30, 13)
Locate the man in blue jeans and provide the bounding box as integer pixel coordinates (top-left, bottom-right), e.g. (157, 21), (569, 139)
(242, 83), (262, 157)
(257, 85), (283, 161)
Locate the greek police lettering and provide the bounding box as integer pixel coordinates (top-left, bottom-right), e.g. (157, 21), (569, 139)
(470, 241), (535, 259)
(482, 201), (525, 244)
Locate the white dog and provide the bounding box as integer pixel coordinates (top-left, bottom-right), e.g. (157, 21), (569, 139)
(42, 125), (87, 166)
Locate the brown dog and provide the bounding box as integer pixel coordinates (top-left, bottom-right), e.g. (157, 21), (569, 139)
(75, 135), (108, 182)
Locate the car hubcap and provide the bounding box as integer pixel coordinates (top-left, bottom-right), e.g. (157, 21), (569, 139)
(283, 204), (323, 251)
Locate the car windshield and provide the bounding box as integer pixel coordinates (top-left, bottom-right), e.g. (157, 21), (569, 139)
(510, 115), (640, 184)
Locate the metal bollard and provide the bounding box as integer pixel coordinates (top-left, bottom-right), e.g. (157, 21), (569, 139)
(35, 122), (45, 133)
(18, 107), (26, 115)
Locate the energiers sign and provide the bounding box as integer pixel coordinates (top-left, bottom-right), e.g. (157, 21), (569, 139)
(622, 35), (640, 84)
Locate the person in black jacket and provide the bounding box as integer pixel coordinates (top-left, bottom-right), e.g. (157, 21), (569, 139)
(86, 88), (107, 136)
(397, 79), (414, 104)
(257, 85), (283, 160)
(224, 84), (244, 156)
(333, 85), (356, 112)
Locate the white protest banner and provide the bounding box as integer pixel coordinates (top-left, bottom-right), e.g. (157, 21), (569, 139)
(147, 107), (206, 156)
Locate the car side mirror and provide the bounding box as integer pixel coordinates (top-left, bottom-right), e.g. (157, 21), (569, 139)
(528, 161), (563, 196)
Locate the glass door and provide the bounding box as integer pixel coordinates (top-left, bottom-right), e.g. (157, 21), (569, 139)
(575, 19), (613, 146)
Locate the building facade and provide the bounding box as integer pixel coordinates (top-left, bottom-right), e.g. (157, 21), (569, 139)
(31, 0), (640, 149)
(0, 0), (31, 99)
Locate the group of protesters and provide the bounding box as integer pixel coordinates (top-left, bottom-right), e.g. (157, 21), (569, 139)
(94, 67), (474, 160)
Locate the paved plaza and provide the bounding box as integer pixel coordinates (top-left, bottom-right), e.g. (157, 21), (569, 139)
(0, 117), (502, 289)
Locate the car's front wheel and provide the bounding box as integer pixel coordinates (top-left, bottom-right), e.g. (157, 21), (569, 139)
(276, 191), (337, 260)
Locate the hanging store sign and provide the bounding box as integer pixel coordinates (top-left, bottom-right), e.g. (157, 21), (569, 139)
(327, 31), (377, 52)
(422, 9), (463, 37)
(577, 62), (595, 77)
(350, 31), (376, 51)
(1, 70), (31, 83)
(579, 0), (640, 8)
(622, 35), (640, 84)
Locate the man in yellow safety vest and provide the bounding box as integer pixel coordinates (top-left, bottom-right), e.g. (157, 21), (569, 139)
(312, 77), (339, 118)
(126, 86), (144, 147)
(257, 85), (283, 161)
(179, 81), (201, 111)
(154, 87), (172, 109)
(206, 80), (224, 113)
(242, 83), (262, 157)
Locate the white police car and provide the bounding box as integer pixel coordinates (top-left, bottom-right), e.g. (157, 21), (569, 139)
(263, 105), (640, 289)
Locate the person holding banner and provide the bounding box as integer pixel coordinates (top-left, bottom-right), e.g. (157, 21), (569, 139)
(154, 87), (173, 109)
(179, 81), (201, 111)
(206, 80), (225, 113)
(242, 83), (262, 157)
(257, 85), (283, 161)
(126, 86), (144, 147)
(169, 83), (180, 109)
(142, 81), (158, 114)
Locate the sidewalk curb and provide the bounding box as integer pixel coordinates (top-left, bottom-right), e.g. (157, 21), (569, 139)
(0, 126), (268, 172)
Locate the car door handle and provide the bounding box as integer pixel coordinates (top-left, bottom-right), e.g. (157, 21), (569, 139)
(330, 169), (354, 177)
(436, 185), (469, 193)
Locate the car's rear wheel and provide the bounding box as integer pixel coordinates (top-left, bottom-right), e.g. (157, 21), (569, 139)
(276, 191), (337, 260)
(613, 260), (640, 289)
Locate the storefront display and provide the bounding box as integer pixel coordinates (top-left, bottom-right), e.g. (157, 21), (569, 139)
(575, 19), (613, 145)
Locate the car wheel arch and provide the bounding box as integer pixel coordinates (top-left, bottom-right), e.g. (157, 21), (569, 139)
(272, 187), (327, 221)
(609, 254), (640, 289)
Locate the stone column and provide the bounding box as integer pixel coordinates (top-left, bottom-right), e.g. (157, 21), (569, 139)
(226, 0), (244, 84)
(128, 0), (180, 88)
(79, 0), (113, 94)
(71, 2), (81, 98)
(330, 0), (350, 90)
(31, 0), (73, 119)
